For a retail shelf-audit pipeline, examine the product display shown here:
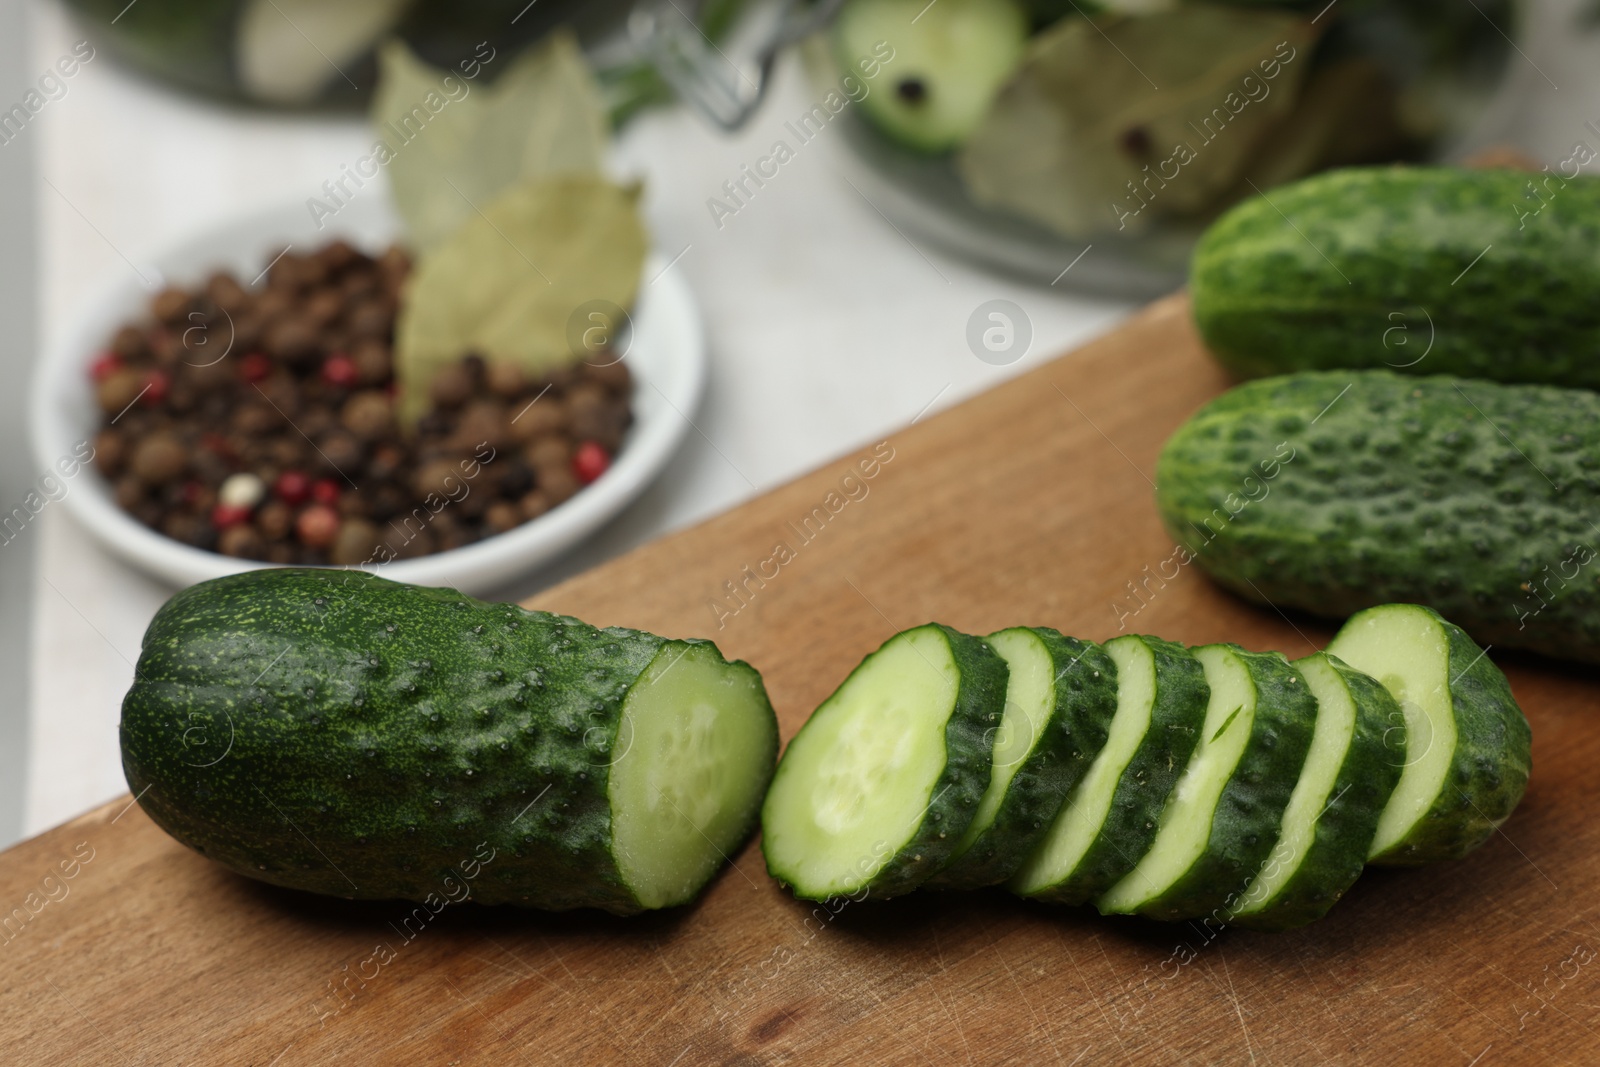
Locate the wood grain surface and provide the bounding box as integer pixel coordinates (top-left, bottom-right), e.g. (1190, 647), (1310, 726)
(2, 294), (1594, 1066)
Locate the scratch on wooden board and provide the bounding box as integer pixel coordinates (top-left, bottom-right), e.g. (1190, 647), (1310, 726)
(991, 941), (1064, 1065)
(1288, 942), (1372, 1067)
(1215, 947), (1257, 1066)
(925, 976), (974, 1065)
(654, 943), (680, 982)
(443, 974), (538, 1067)
(1058, 933), (1125, 1062)
(479, 936), (573, 1000)
(1435, 979), (1515, 1037)
(1451, 940), (1600, 1043)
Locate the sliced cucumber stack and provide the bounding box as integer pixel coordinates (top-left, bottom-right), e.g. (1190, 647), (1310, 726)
(1228, 653), (1403, 930)
(760, 624), (1008, 900)
(926, 629), (1118, 891)
(1009, 635), (1207, 904)
(763, 605), (1532, 930)
(1326, 604), (1533, 865)
(1098, 646), (1316, 922)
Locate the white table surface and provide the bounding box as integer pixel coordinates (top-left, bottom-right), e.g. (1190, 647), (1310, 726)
(21, 0), (1594, 842)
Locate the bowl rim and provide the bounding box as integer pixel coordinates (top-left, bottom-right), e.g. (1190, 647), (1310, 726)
(28, 194), (705, 596)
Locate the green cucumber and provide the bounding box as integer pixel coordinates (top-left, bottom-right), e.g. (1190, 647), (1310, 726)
(1191, 166), (1600, 390)
(833, 0), (1028, 153)
(120, 569), (778, 914)
(1325, 603), (1532, 865)
(1157, 370), (1600, 664)
(760, 624), (1008, 900)
(925, 628), (1118, 891)
(1098, 645), (1316, 922)
(1228, 652), (1403, 930)
(1009, 635), (1207, 905)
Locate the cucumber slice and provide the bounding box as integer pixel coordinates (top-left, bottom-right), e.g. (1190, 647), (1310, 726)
(1228, 653), (1404, 930)
(609, 642), (780, 910)
(1009, 635), (1207, 904)
(925, 629), (1118, 891)
(1326, 604), (1532, 865)
(1098, 645), (1316, 921)
(761, 624), (1008, 900)
(833, 0), (1028, 153)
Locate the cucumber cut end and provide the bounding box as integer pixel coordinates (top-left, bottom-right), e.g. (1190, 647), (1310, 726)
(761, 627), (960, 899)
(1325, 606), (1455, 861)
(610, 642), (777, 910)
(1011, 634), (1152, 897)
(1099, 644), (1255, 915)
(1232, 653), (1355, 918)
(945, 627), (1054, 862)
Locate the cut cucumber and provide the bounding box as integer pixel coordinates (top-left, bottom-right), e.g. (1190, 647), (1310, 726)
(1098, 645), (1316, 921)
(118, 570), (779, 914)
(833, 0), (1028, 153)
(1009, 635), (1207, 904)
(760, 624), (1008, 900)
(1229, 653), (1403, 930)
(925, 628), (1118, 891)
(1326, 604), (1532, 865)
(610, 642), (780, 910)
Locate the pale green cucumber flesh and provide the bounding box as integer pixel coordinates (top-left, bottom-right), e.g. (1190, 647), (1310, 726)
(1327, 603), (1531, 865)
(1230, 652), (1404, 930)
(928, 629), (1118, 890)
(1099, 644), (1257, 914)
(610, 642), (779, 910)
(1010, 636), (1153, 896)
(942, 628), (1054, 862)
(1328, 605), (1455, 858)
(1009, 635), (1206, 904)
(760, 624), (1006, 899)
(834, 0), (1028, 153)
(1231, 653), (1350, 919)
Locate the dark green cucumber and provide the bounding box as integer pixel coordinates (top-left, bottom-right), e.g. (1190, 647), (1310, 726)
(1157, 370), (1600, 664)
(925, 628), (1118, 891)
(120, 569), (779, 914)
(1009, 635), (1207, 905)
(1228, 652), (1403, 930)
(1325, 603), (1532, 865)
(1098, 644), (1316, 922)
(1192, 166), (1600, 389)
(760, 624), (1008, 900)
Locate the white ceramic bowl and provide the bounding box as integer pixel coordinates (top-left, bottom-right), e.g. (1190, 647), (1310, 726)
(30, 195), (704, 595)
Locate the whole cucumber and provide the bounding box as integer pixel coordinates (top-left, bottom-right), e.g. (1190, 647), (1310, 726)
(121, 570), (779, 914)
(1191, 166), (1600, 389)
(1157, 370), (1600, 663)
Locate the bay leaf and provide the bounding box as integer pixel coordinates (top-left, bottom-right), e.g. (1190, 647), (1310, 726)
(956, 5), (1320, 237)
(394, 175), (647, 425)
(373, 30), (608, 252)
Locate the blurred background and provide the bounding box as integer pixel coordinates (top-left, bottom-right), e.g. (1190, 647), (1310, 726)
(0, 0), (1594, 849)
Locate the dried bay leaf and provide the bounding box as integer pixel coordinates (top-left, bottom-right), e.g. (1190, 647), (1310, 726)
(394, 176), (647, 425)
(373, 30), (608, 252)
(956, 5), (1319, 237)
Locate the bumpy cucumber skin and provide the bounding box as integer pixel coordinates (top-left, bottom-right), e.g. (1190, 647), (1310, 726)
(120, 569), (776, 915)
(925, 631), (1118, 891)
(1115, 647), (1316, 923)
(1157, 370), (1600, 664)
(1230, 656), (1403, 931)
(1192, 167), (1600, 389)
(1362, 609), (1533, 867)
(1022, 636), (1207, 906)
(763, 625), (1007, 901)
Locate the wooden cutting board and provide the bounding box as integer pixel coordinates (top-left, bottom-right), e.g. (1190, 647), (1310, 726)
(4, 294), (1595, 1066)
